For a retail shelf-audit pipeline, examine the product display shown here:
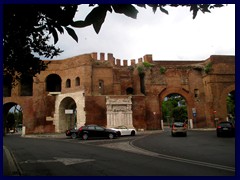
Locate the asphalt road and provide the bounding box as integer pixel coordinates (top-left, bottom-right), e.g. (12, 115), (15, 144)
(132, 129), (235, 168)
(3, 129), (235, 176)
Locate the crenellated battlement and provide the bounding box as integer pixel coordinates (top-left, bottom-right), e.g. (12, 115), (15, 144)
(91, 52), (153, 67)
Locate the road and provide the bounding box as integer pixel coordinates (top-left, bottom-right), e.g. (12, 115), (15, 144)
(132, 129), (235, 168)
(3, 129), (235, 176)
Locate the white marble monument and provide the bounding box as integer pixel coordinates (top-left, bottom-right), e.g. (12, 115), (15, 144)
(106, 96), (133, 128)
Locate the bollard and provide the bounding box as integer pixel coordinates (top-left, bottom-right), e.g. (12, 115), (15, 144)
(22, 126), (26, 136)
(161, 120), (164, 131)
(189, 119), (193, 129)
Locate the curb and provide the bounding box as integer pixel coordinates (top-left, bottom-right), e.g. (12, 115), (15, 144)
(3, 146), (21, 176)
(188, 128), (216, 131)
(21, 128), (215, 139)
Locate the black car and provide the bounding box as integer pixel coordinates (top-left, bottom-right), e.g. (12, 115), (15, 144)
(66, 127), (79, 139)
(66, 125), (118, 140)
(216, 121), (235, 137)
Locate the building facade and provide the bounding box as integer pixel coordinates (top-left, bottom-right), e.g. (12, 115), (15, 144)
(3, 53), (235, 134)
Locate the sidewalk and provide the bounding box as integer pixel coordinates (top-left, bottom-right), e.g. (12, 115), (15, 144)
(188, 128), (216, 131)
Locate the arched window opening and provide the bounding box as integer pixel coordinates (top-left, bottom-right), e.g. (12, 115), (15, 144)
(99, 80), (104, 95)
(20, 75), (33, 96)
(46, 74), (61, 92)
(126, 87), (134, 95)
(194, 89), (199, 98)
(66, 79), (71, 88)
(75, 77), (80, 86)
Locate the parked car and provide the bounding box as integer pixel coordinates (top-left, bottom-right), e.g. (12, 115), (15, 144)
(66, 125), (118, 140)
(109, 125), (137, 136)
(171, 122), (187, 137)
(66, 127), (79, 139)
(216, 121), (235, 137)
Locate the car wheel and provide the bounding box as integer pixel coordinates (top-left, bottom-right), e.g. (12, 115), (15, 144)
(131, 131), (135, 136)
(108, 133), (114, 139)
(117, 131), (121, 137)
(71, 133), (77, 139)
(82, 133), (88, 140)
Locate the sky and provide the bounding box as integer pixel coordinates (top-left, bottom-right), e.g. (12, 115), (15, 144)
(49, 4), (235, 62)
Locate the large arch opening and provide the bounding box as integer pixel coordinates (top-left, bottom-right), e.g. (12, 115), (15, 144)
(226, 90), (235, 124)
(3, 103), (23, 134)
(58, 97), (77, 132)
(162, 93), (188, 126)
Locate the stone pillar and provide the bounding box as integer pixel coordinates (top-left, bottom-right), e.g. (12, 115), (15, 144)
(123, 60), (128, 66)
(116, 59), (121, 66)
(143, 54), (153, 63)
(91, 52), (97, 60)
(100, 52), (105, 61)
(108, 53), (115, 66)
(131, 59), (136, 66)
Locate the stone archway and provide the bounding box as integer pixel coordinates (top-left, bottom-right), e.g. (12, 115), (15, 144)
(58, 97), (76, 132)
(218, 84), (235, 122)
(53, 91), (86, 132)
(161, 93), (188, 125)
(3, 102), (23, 135)
(159, 87), (195, 126)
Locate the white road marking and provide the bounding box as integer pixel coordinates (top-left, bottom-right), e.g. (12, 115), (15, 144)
(20, 157), (95, 166)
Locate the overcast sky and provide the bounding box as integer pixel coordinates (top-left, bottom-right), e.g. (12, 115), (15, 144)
(50, 4), (235, 62)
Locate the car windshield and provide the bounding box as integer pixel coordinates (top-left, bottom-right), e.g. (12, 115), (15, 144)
(95, 126), (104, 130)
(219, 122), (232, 127)
(173, 122), (184, 127)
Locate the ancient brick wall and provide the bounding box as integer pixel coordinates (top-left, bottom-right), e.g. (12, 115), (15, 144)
(3, 53), (235, 134)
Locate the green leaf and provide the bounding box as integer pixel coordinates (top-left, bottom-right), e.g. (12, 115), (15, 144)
(147, 4), (158, 13)
(65, 27), (78, 42)
(213, 4), (224, 8)
(50, 27), (58, 44)
(85, 6), (108, 34)
(190, 5), (199, 19)
(56, 25), (64, 34)
(200, 4), (211, 13)
(135, 4), (146, 8)
(71, 5), (109, 34)
(159, 6), (169, 15)
(112, 4), (138, 19)
(93, 15), (106, 34)
(71, 20), (91, 28)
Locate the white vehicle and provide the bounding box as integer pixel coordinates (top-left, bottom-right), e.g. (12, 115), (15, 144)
(110, 125), (137, 136)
